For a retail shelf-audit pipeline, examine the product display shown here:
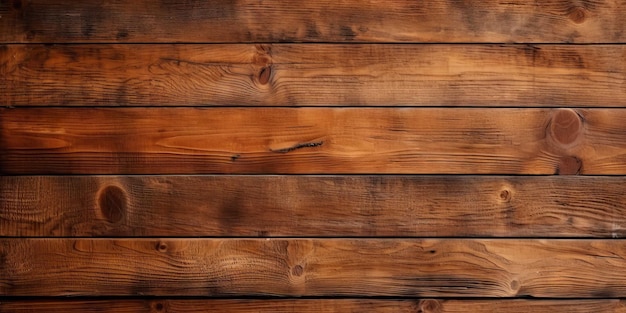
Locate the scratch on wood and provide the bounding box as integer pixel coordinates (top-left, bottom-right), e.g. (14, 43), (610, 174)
(270, 141), (324, 154)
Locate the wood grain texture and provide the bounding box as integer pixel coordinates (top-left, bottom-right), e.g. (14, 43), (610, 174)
(2, 176), (626, 238)
(2, 44), (626, 106)
(2, 239), (626, 297)
(0, 0), (624, 43)
(1, 299), (625, 313)
(2, 107), (626, 174)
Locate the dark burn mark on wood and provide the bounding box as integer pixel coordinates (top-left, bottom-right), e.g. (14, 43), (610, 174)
(339, 26), (357, 40)
(591, 288), (616, 298)
(218, 190), (245, 233)
(153, 301), (165, 311)
(98, 185), (127, 223)
(306, 22), (321, 38)
(270, 141), (324, 154)
(116, 30), (129, 40)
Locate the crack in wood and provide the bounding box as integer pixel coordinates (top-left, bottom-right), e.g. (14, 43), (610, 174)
(270, 141), (324, 154)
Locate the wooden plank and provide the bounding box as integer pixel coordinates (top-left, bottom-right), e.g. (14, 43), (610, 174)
(2, 176), (626, 238)
(0, 0), (624, 43)
(2, 238), (626, 297)
(2, 44), (625, 107)
(1, 107), (625, 175)
(1, 299), (625, 313)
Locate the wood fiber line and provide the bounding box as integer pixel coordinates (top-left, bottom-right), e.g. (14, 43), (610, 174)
(1, 44), (625, 106)
(2, 239), (626, 297)
(1, 299), (625, 313)
(2, 176), (626, 238)
(0, 0), (623, 43)
(1, 107), (625, 174)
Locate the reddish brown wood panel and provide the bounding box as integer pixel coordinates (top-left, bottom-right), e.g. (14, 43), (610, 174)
(1, 299), (625, 313)
(0, 0), (623, 43)
(2, 107), (625, 175)
(1, 176), (626, 238)
(2, 239), (626, 297)
(2, 44), (625, 106)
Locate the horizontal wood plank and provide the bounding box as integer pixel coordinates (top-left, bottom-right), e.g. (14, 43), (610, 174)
(2, 176), (626, 238)
(1, 299), (625, 313)
(2, 239), (626, 297)
(2, 108), (626, 174)
(2, 44), (626, 106)
(0, 0), (624, 43)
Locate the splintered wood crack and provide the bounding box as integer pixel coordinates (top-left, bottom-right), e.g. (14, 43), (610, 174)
(270, 141), (324, 153)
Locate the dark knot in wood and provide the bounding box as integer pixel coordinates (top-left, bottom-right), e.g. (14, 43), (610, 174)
(556, 156), (582, 175)
(568, 6), (587, 24)
(98, 185), (126, 223)
(548, 109), (583, 147)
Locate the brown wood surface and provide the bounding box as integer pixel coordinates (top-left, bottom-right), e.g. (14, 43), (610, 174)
(0, 0), (624, 43)
(1, 299), (625, 313)
(2, 176), (626, 238)
(2, 238), (626, 297)
(2, 44), (626, 106)
(2, 107), (625, 175)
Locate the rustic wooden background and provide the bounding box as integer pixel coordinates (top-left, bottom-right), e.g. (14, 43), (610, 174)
(2, 0), (626, 312)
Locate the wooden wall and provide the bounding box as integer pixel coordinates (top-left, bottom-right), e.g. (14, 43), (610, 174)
(2, 0), (626, 311)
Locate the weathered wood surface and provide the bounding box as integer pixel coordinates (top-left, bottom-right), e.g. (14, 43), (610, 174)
(2, 239), (626, 297)
(2, 107), (625, 175)
(2, 176), (626, 238)
(2, 44), (625, 106)
(1, 299), (625, 313)
(0, 0), (624, 43)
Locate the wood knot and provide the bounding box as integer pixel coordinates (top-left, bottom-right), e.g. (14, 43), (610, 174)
(153, 301), (165, 311)
(291, 265), (304, 277)
(510, 279), (520, 291)
(416, 299), (442, 313)
(253, 44), (272, 65)
(556, 156), (582, 175)
(12, 0), (22, 9)
(499, 189), (511, 202)
(258, 66), (272, 85)
(156, 242), (168, 252)
(548, 109), (583, 147)
(98, 186), (126, 223)
(568, 6), (587, 24)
